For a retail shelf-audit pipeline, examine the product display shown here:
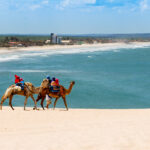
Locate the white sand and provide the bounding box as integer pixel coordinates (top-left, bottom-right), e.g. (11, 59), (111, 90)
(0, 107), (150, 150)
(0, 42), (150, 54)
(1, 42), (150, 149)
(0, 43), (120, 54)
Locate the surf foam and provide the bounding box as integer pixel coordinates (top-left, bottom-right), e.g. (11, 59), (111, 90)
(0, 43), (150, 62)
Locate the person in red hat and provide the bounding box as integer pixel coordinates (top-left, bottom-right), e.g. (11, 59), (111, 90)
(15, 74), (21, 84)
(15, 75), (24, 90)
(55, 78), (59, 86)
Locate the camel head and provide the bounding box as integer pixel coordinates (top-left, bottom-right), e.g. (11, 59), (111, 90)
(41, 79), (49, 88)
(71, 81), (75, 85)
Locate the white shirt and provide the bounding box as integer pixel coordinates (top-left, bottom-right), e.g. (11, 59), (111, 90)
(46, 94), (51, 101)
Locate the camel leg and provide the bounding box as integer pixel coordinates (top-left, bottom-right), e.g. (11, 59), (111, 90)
(36, 94), (42, 102)
(41, 96), (46, 110)
(9, 95), (14, 110)
(33, 94), (42, 110)
(62, 96), (68, 111)
(24, 96), (29, 110)
(54, 97), (59, 110)
(46, 100), (52, 109)
(30, 95), (37, 110)
(0, 97), (7, 110)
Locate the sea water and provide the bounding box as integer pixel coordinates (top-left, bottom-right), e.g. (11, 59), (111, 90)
(0, 44), (150, 109)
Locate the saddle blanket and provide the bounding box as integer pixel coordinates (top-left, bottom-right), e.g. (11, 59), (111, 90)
(14, 86), (22, 91)
(50, 86), (60, 92)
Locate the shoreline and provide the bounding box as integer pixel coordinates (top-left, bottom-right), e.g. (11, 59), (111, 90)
(0, 41), (150, 54)
(0, 107), (150, 150)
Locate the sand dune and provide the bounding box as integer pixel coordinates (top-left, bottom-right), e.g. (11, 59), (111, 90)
(0, 107), (150, 150)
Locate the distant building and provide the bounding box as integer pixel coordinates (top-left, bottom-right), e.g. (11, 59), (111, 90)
(50, 33), (57, 44)
(50, 33), (62, 44)
(56, 37), (62, 44)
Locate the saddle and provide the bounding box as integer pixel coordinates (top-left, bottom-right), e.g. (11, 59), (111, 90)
(50, 86), (60, 93)
(15, 83), (24, 91)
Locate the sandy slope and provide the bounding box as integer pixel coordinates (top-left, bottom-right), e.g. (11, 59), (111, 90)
(0, 107), (150, 150)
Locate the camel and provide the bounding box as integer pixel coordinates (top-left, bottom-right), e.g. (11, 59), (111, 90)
(35, 80), (75, 110)
(0, 79), (49, 110)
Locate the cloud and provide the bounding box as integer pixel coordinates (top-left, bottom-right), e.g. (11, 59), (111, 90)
(1, 0), (150, 13)
(60, 0), (70, 8)
(140, 0), (148, 11)
(0, 0), (51, 11)
(29, 0), (50, 10)
(80, 5), (104, 12)
(30, 4), (41, 10)
(57, 0), (96, 10)
(42, 0), (49, 5)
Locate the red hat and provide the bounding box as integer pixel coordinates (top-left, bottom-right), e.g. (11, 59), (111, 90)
(15, 75), (20, 78)
(55, 78), (59, 84)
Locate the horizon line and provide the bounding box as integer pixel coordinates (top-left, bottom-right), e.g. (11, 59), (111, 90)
(0, 33), (150, 36)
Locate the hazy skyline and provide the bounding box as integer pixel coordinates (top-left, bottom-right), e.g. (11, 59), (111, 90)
(0, 0), (150, 34)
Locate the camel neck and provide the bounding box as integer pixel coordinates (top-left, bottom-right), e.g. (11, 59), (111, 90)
(33, 87), (40, 94)
(66, 83), (74, 95)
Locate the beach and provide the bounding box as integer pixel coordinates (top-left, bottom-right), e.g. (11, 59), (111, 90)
(1, 42), (150, 54)
(0, 107), (150, 150)
(1, 42), (150, 150)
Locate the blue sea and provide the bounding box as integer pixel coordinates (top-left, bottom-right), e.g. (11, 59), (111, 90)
(0, 43), (150, 109)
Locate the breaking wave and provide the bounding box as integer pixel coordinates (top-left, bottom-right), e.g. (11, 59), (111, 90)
(0, 43), (150, 62)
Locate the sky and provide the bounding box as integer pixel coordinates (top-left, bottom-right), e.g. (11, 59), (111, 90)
(0, 0), (150, 34)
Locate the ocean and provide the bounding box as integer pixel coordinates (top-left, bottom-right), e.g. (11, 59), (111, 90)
(0, 43), (150, 109)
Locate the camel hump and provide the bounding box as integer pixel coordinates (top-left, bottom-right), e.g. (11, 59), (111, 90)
(24, 82), (35, 92)
(41, 79), (49, 88)
(25, 82), (33, 87)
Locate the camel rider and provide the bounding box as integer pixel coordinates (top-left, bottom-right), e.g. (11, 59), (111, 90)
(50, 77), (60, 92)
(15, 75), (24, 90)
(51, 77), (56, 86)
(50, 77), (56, 91)
(55, 78), (59, 86)
(46, 75), (52, 108)
(46, 75), (52, 86)
(15, 74), (21, 84)
(20, 78), (25, 90)
(46, 94), (52, 109)
(55, 78), (60, 92)
(46, 75), (52, 91)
